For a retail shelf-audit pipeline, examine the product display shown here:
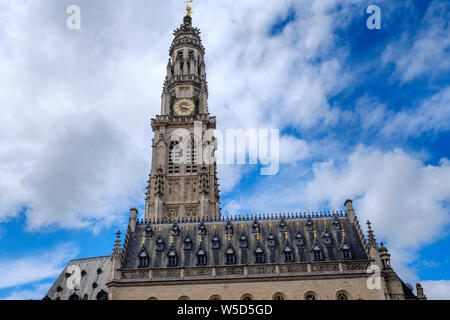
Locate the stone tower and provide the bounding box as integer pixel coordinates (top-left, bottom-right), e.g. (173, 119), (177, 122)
(144, 15), (221, 222)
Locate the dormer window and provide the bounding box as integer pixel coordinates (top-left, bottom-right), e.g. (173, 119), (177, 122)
(251, 221), (259, 233)
(279, 219), (286, 233)
(225, 222), (233, 234)
(138, 247), (149, 268)
(196, 248), (207, 266)
(184, 236), (192, 250)
(225, 245), (236, 265)
(341, 248), (351, 260)
(167, 248), (178, 267)
(283, 246), (293, 263)
(156, 236), (164, 252)
(211, 234), (220, 249)
(199, 223), (206, 236)
(306, 219), (314, 231)
(239, 233), (248, 248)
(172, 223), (179, 237)
(145, 224), (153, 237)
(138, 256), (149, 268)
(332, 217), (341, 231)
(322, 231), (332, 245)
(341, 243), (352, 260)
(97, 268), (102, 275)
(295, 231), (304, 247)
(312, 243), (323, 261)
(254, 250), (265, 263)
(267, 233), (276, 247)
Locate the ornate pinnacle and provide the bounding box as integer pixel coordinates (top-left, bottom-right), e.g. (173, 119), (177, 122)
(113, 230), (121, 255)
(366, 220), (378, 248)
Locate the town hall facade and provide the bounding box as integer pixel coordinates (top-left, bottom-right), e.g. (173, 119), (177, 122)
(44, 13), (426, 301)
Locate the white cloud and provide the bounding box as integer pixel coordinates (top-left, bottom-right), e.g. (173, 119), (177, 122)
(0, 243), (78, 289)
(382, 1), (450, 82)
(382, 87), (450, 138)
(0, 0), (360, 229)
(2, 282), (54, 300)
(421, 280), (450, 300)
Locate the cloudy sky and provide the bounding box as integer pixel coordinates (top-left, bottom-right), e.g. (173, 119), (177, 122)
(0, 0), (449, 299)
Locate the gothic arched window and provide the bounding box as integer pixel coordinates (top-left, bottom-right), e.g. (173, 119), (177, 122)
(185, 136), (197, 174)
(168, 140), (180, 174)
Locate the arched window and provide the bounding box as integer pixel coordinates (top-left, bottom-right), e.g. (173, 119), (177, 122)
(168, 140), (180, 174)
(185, 136), (197, 174)
(240, 294), (254, 300)
(177, 296), (190, 300)
(209, 294), (222, 300)
(147, 297), (158, 300)
(96, 290), (108, 301)
(304, 291), (318, 300)
(272, 292), (286, 300)
(336, 290), (349, 300)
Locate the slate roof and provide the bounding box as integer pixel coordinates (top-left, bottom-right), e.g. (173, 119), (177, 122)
(44, 256), (111, 300)
(121, 213), (368, 269)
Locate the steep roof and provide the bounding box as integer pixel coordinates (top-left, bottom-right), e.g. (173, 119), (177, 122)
(44, 256), (111, 300)
(121, 213), (368, 269)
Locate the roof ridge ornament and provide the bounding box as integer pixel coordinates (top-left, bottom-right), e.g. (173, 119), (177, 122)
(185, 0), (193, 17)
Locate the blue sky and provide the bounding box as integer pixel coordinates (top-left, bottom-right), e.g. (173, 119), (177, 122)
(0, 0), (449, 299)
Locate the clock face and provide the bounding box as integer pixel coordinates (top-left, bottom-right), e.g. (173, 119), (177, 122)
(173, 98), (195, 116)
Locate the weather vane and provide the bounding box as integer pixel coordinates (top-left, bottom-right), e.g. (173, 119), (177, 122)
(185, 0), (193, 17)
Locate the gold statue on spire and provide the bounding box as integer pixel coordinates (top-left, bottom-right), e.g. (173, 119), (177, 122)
(185, 0), (193, 16)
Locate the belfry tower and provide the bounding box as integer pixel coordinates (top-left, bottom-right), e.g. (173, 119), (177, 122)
(144, 13), (221, 222)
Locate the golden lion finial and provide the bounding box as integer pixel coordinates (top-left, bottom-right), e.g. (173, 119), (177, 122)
(185, 0), (193, 16)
